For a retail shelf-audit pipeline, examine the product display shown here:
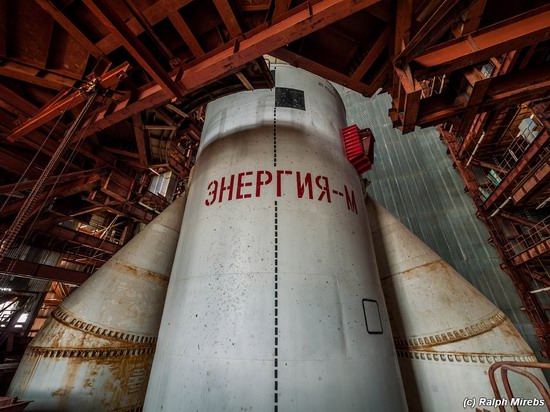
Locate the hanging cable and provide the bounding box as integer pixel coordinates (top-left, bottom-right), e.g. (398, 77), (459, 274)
(4, 92), (108, 279)
(0, 93), (79, 216)
(0, 83), (100, 265)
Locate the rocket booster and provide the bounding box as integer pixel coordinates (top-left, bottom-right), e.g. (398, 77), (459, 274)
(8, 195), (187, 411)
(367, 198), (548, 411)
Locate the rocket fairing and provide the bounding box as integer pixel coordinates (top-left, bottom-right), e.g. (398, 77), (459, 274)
(144, 65), (408, 411)
(8, 195), (187, 411)
(366, 199), (549, 412)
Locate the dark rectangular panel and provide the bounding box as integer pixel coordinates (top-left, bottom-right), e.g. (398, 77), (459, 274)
(275, 87), (305, 111)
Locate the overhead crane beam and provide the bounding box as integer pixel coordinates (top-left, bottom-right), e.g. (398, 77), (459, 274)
(410, 5), (550, 80)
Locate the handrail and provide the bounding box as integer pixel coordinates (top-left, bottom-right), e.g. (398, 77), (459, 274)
(488, 361), (550, 412)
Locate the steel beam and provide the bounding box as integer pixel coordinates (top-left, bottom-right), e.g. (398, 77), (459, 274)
(41, 225), (122, 255)
(1, 174), (102, 216)
(0, 257), (89, 285)
(271, 48), (372, 95)
(0, 168), (104, 195)
(351, 28), (388, 82)
(7, 62), (130, 142)
(0, 60), (78, 91)
(483, 128), (549, 210)
(411, 5), (550, 79)
(273, 0), (292, 18)
(78, 0), (382, 137)
(34, 0), (109, 61)
(395, 0), (479, 65)
(132, 114), (149, 165)
(168, 12), (204, 57)
(212, 0), (242, 39)
(83, 0), (183, 98)
(95, 0), (193, 55)
(416, 64), (550, 127)
(511, 153), (550, 205)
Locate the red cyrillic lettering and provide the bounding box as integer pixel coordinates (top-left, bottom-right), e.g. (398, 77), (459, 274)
(205, 180), (218, 206)
(237, 171), (253, 199)
(218, 175), (235, 203)
(344, 185), (357, 214)
(316, 175), (331, 203)
(276, 170), (292, 197)
(256, 170), (273, 197)
(296, 172), (313, 199)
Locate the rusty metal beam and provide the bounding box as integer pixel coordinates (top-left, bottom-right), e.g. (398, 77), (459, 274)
(416, 64), (550, 127)
(0, 84), (39, 118)
(271, 48), (372, 94)
(460, 0), (486, 34)
(168, 12), (204, 57)
(351, 28), (388, 82)
(0, 257), (89, 285)
(102, 146), (141, 159)
(483, 128), (549, 210)
(394, 66), (422, 133)
(132, 114), (149, 165)
(96, 0), (193, 55)
(511, 153), (550, 205)
(511, 238), (550, 266)
(1, 174), (102, 216)
(273, 0), (292, 17)
(0, 60), (78, 91)
(7, 62), (130, 142)
(78, 0), (383, 136)
(34, 0), (109, 61)
(83, 0), (182, 98)
(41, 225), (122, 255)
(412, 5), (550, 79)
(212, 0), (242, 39)
(0, 168), (104, 195)
(0, 148), (44, 179)
(469, 159), (509, 175)
(396, 0), (478, 65)
(500, 212), (550, 236)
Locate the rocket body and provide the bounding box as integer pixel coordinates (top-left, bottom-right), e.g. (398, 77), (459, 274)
(145, 66), (407, 411)
(8, 196), (186, 410)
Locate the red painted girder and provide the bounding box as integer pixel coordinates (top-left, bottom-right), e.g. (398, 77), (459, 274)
(416, 64), (550, 127)
(83, 0), (182, 98)
(511, 238), (550, 266)
(7, 62), (130, 142)
(0, 257), (89, 285)
(271, 48), (373, 95)
(79, 0), (383, 136)
(483, 128), (549, 210)
(0, 168), (105, 195)
(412, 5), (550, 79)
(43, 225), (122, 255)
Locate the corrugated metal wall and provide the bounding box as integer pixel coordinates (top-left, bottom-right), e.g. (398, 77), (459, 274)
(335, 86), (541, 358)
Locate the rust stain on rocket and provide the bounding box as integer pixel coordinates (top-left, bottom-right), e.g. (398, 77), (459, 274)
(113, 260), (169, 286)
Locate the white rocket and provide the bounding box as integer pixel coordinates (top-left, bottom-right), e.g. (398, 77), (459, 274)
(8, 195), (186, 410)
(366, 199), (548, 411)
(144, 65), (409, 410)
